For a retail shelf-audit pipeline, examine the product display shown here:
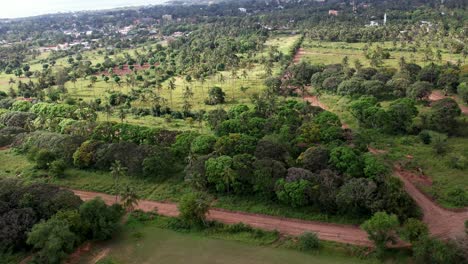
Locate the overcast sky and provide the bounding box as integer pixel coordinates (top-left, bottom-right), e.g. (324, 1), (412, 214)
(0, 0), (167, 19)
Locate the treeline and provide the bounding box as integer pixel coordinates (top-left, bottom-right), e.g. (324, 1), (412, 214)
(0, 180), (123, 264)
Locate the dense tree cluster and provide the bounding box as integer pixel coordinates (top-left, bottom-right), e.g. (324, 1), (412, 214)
(186, 99), (419, 220)
(0, 180), (123, 263)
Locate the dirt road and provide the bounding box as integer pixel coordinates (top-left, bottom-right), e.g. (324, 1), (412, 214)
(394, 167), (468, 240)
(73, 190), (372, 246)
(429, 90), (468, 114)
(304, 95), (468, 240)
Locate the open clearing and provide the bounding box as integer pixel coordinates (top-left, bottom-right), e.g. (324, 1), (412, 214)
(76, 224), (376, 264)
(298, 40), (464, 67)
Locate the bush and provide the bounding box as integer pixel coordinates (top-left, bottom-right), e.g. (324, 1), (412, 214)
(49, 159), (67, 178)
(298, 232), (320, 251)
(79, 198), (123, 240)
(205, 87), (226, 105)
(11, 100), (32, 112)
(448, 155), (468, 170)
(0, 111), (36, 129)
(458, 82), (468, 104)
(33, 149), (56, 169)
(413, 237), (462, 264)
(418, 130), (432, 144)
(27, 216), (78, 264)
(446, 187), (468, 207)
(431, 133), (449, 155)
(361, 212), (399, 253)
(73, 140), (103, 168)
(178, 192), (210, 226)
(399, 218), (428, 243)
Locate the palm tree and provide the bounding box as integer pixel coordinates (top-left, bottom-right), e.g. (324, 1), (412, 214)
(110, 160), (127, 203)
(118, 107), (127, 123)
(222, 167), (237, 194)
(104, 104), (113, 122)
(230, 69), (238, 101)
(168, 78), (176, 108)
(121, 186), (139, 212)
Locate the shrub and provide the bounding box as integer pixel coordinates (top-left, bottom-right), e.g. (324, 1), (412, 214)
(0, 111), (36, 129)
(11, 100), (32, 112)
(33, 149), (56, 169)
(361, 212), (399, 253)
(27, 216), (78, 264)
(413, 237), (462, 264)
(79, 198), (123, 240)
(73, 140), (103, 168)
(431, 133), (449, 155)
(458, 82), (468, 104)
(448, 155), (467, 170)
(399, 218), (428, 243)
(298, 232), (320, 251)
(178, 192), (210, 226)
(49, 159), (67, 178)
(205, 87), (226, 105)
(446, 187), (468, 207)
(418, 130), (432, 144)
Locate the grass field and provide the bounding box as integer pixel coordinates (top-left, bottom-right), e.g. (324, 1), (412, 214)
(76, 215), (380, 264)
(298, 40), (464, 67)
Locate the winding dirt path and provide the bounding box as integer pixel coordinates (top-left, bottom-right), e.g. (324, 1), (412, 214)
(303, 94), (350, 129)
(72, 190), (372, 247)
(429, 90), (468, 114)
(305, 95), (468, 240)
(394, 167), (468, 240)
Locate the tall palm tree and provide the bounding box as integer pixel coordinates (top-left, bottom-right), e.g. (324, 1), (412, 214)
(168, 78), (176, 108)
(121, 186), (139, 212)
(230, 69), (238, 101)
(110, 160), (127, 203)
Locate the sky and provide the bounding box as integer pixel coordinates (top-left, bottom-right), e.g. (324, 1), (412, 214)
(0, 0), (168, 19)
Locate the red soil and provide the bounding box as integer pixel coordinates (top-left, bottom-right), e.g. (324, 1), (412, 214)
(394, 166), (468, 239)
(72, 190), (372, 247)
(293, 48), (306, 63)
(429, 90), (468, 115)
(96, 63), (158, 76)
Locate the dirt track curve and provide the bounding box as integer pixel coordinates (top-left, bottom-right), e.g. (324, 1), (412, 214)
(394, 167), (468, 239)
(305, 95), (468, 241)
(72, 190), (372, 246)
(429, 90), (468, 114)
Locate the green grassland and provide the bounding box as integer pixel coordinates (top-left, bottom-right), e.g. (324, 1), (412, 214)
(299, 40), (464, 67)
(76, 215), (380, 264)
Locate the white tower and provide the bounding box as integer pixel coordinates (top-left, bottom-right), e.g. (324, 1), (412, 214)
(384, 13), (387, 25)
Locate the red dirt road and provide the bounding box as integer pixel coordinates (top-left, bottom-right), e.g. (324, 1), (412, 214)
(72, 190), (372, 246)
(394, 167), (468, 240)
(299, 95), (468, 241)
(429, 90), (468, 114)
(303, 95), (350, 129)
